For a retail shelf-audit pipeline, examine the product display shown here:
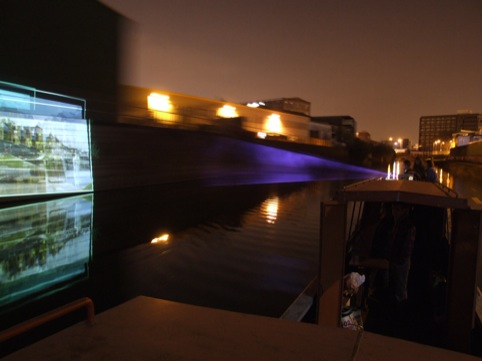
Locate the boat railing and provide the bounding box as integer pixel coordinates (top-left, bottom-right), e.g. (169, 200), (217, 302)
(0, 297), (95, 343)
(433, 180), (460, 198)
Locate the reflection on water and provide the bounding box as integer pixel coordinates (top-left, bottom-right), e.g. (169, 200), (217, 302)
(386, 161), (401, 180)
(437, 168), (453, 189)
(0, 194), (93, 310)
(101, 181), (343, 319)
(262, 196), (279, 224)
(435, 166), (481, 200)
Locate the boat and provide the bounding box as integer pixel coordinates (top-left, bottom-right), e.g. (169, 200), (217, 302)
(316, 177), (482, 354)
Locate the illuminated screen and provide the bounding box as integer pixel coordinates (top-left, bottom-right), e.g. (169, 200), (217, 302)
(0, 194), (93, 309)
(0, 81), (93, 198)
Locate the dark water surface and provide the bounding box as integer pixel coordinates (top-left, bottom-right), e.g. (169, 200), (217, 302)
(89, 180), (344, 317)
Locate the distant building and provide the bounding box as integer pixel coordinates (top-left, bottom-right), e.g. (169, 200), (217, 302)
(308, 122), (332, 146)
(120, 86), (313, 143)
(451, 130), (482, 147)
(401, 138), (410, 149)
(357, 131), (371, 142)
(419, 112), (482, 152)
(311, 116), (357, 144)
(245, 98), (311, 116)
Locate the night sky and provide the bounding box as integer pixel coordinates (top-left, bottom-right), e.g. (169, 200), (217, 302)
(101, 0), (482, 144)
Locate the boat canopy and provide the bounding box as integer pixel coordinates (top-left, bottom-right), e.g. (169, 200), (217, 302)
(336, 178), (473, 210)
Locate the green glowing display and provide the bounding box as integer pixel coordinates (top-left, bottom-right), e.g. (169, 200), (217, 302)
(0, 81), (93, 198)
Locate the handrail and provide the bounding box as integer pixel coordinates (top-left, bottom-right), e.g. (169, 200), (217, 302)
(0, 297), (95, 343)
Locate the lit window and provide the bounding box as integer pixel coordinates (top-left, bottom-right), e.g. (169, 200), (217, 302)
(217, 105), (238, 118)
(265, 114), (281, 134)
(147, 93), (172, 112)
(257, 132), (267, 139)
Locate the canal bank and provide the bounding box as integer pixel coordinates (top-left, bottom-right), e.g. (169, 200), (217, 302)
(437, 139), (482, 181)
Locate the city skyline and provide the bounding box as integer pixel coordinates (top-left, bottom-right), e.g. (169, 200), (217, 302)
(101, 0), (482, 144)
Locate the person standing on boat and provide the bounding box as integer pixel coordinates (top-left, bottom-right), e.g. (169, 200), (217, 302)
(425, 160), (437, 182)
(398, 160), (415, 180)
(369, 203), (394, 290)
(389, 202), (416, 303)
(365, 202), (416, 335)
(412, 157), (426, 181)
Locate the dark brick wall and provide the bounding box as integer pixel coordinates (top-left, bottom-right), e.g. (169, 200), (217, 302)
(0, 0), (120, 122)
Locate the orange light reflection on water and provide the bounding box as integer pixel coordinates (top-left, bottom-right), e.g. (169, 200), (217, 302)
(262, 196), (279, 224)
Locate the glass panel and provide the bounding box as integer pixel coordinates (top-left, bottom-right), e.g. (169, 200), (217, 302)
(0, 81), (93, 198)
(0, 194), (93, 309)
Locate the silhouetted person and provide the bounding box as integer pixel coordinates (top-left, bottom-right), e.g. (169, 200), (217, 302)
(413, 157), (426, 181)
(365, 202), (416, 336)
(426, 160), (437, 182)
(368, 203), (393, 290)
(389, 203), (416, 303)
(398, 160), (414, 180)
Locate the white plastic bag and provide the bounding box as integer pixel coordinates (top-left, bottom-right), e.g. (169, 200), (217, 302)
(344, 272), (365, 291)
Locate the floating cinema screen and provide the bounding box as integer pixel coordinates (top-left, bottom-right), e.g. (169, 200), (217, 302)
(0, 81), (93, 199)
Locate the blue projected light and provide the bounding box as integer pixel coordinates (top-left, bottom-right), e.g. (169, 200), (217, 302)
(203, 139), (385, 186)
(0, 81), (93, 199)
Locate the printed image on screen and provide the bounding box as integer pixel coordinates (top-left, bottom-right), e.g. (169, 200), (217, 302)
(0, 81), (93, 198)
(0, 194), (93, 309)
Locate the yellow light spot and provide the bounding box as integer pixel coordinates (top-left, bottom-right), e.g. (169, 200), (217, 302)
(151, 233), (170, 244)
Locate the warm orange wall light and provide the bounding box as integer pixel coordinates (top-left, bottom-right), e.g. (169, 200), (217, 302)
(266, 114), (282, 134)
(147, 93), (172, 112)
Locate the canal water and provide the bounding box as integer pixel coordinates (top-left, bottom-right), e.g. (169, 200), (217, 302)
(2, 180), (347, 321)
(1, 163), (480, 355)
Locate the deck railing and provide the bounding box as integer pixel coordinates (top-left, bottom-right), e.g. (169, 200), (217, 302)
(0, 297), (95, 343)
